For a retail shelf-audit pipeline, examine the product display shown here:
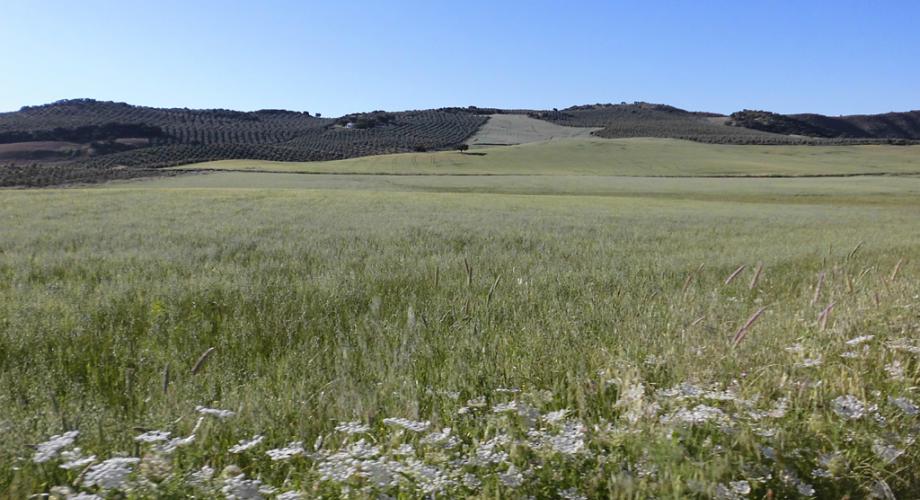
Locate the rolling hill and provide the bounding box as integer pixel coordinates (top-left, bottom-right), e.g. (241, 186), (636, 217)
(2, 99), (918, 187)
(727, 109), (920, 140)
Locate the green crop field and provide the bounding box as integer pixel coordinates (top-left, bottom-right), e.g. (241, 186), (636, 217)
(176, 138), (920, 177)
(3, 140), (920, 498)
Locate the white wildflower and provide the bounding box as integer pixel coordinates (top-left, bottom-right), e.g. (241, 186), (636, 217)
(266, 441), (304, 461)
(196, 406), (236, 419)
(221, 473), (264, 500)
(547, 422), (586, 455)
(885, 360), (905, 380)
(731, 481), (751, 495)
(495, 387), (520, 394)
(715, 480), (751, 499)
(498, 464), (523, 488)
(658, 383), (704, 399)
(457, 406), (470, 415)
(797, 482), (816, 497)
(157, 434), (195, 454)
(846, 335), (874, 345)
(316, 455), (357, 483)
(59, 448), (96, 470)
(405, 458), (454, 494)
(392, 443), (415, 456)
(33, 430), (79, 463)
(559, 487), (588, 500)
(382, 417), (430, 432)
(798, 357), (823, 368)
(832, 395), (866, 420)
(461, 473), (482, 490)
(420, 427), (459, 448)
(542, 409), (569, 424)
(335, 421), (370, 434)
(188, 465), (214, 485)
(768, 398), (789, 418)
(67, 494), (104, 500)
(812, 468), (833, 478)
(229, 435), (264, 453)
(840, 351), (859, 359)
(358, 457), (403, 489)
(889, 396), (919, 415)
(83, 457), (141, 490)
(492, 401), (520, 413)
(662, 404), (728, 425)
(886, 339), (920, 354)
(276, 491), (303, 500)
(872, 440), (904, 463)
(475, 434), (510, 464)
(467, 396), (487, 407)
(134, 430), (171, 443)
(345, 439), (381, 459)
(752, 426), (777, 438)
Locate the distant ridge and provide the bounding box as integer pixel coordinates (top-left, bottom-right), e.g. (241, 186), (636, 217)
(1, 99), (918, 187)
(727, 109), (920, 140)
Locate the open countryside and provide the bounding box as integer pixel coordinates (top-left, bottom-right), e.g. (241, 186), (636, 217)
(2, 2), (920, 498)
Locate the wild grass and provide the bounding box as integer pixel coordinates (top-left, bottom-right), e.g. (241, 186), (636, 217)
(174, 138), (920, 177)
(1, 171), (919, 498)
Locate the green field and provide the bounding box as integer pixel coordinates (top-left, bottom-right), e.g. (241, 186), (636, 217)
(175, 138), (920, 177)
(465, 114), (600, 147)
(3, 140), (920, 498)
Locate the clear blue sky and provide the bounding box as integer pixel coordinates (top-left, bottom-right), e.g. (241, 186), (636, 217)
(2, 0), (917, 117)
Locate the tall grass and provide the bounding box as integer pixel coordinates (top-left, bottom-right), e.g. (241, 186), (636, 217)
(0, 184), (918, 498)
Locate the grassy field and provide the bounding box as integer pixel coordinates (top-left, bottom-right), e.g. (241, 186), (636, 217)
(3, 141), (920, 498)
(465, 114), (600, 147)
(175, 138), (920, 177)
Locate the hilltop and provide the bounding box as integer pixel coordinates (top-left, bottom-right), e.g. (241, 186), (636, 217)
(1, 99), (918, 187)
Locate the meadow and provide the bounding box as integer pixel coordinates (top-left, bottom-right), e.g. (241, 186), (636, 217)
(1, 139), (919, 498)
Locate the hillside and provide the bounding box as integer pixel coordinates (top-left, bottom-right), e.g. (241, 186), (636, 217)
(530, 103), (920, 145)
(528, 103), (793, 143)
(465, 114), (600, 146)
(728, 109), (920, 140)
(0, 99), (487, 186)
(3, 99), (919, 187)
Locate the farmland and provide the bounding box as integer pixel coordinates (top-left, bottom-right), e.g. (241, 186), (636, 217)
(3, 99), (919, 188)
(2, 138), (920, 498)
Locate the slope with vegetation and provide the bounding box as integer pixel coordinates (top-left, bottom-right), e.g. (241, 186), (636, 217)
(0, 100), (486, 186)
(728, 109), (920, 141)
(3, 99), (920, 187)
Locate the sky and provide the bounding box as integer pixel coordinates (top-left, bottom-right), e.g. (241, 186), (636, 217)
(1, 0), (918, 117)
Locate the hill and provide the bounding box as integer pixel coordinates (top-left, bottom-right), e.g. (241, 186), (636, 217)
(528, 103), (920, 145)
(0, 99), (486, 186)
(728, 109), (920, 140)
(3, 99), (919, 187)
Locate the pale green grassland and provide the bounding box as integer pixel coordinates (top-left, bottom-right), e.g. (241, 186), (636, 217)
(174, 138), (920, 177)
(2, 140), (920, 498)
(465, 114), (600, 147)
